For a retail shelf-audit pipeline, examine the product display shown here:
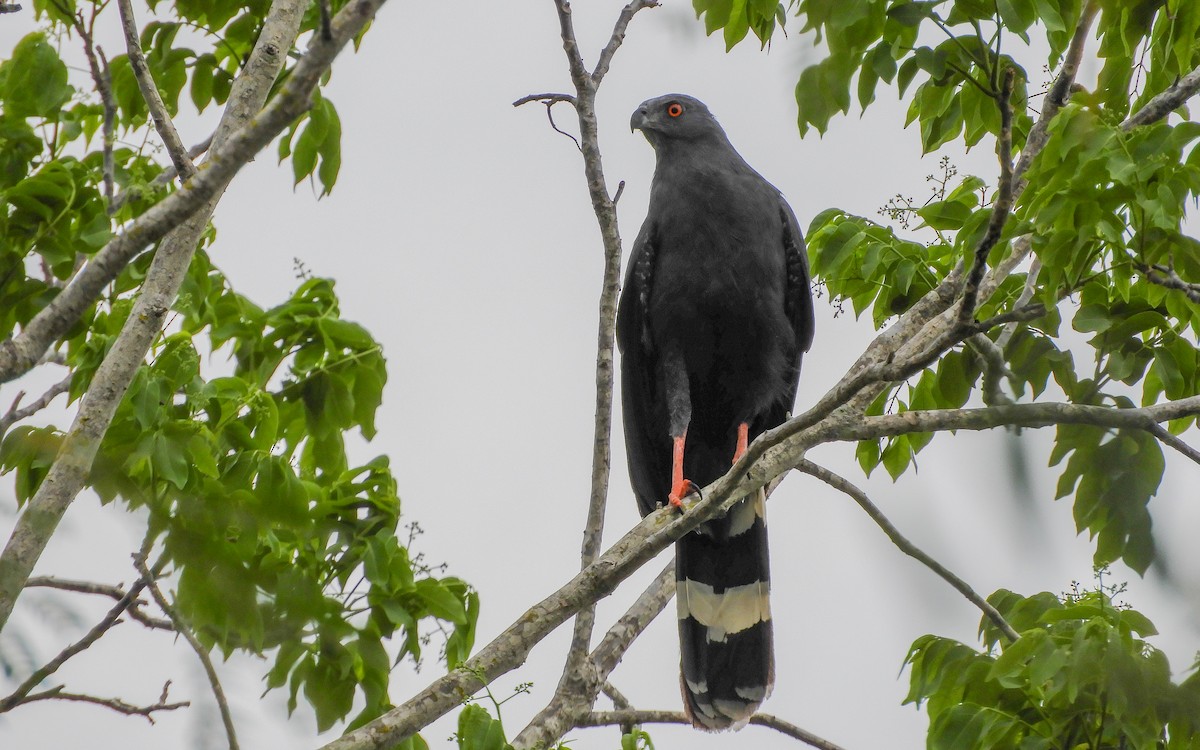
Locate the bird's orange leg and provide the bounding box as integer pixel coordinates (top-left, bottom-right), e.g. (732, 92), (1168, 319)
(668, 431), (697, 510)
(732, 422), (749, 464)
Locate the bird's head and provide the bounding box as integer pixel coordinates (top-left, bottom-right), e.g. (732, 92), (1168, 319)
(630, 94), (727, 150)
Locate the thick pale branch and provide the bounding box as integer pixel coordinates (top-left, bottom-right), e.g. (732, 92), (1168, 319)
(796, 461), (1020, 642)
(822, 397), (1200, 445)
(578, 710), (849, 750)
(0, 0), (386, 386)
(511, 561), (676, 748)
(116, 0), (195, 180)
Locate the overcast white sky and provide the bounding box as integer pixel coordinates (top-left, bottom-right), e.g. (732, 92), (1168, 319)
(3, 2), (1200, 749)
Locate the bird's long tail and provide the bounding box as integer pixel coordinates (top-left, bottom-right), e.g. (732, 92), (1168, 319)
(676, 488), (773, 731)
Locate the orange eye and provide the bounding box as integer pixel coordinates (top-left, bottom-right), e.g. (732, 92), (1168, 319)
(667, 103), (684, 118)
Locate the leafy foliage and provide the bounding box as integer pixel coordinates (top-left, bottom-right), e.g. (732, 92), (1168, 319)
(0, 0), (468, 735)
(905, 583), (1200, 749)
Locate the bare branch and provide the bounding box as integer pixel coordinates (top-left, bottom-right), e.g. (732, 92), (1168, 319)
(26, 575), (173, 630)
(512, 92), (576, 108)
(579, 710), (850, 750)
(511, 561), (676, 748)
(20, 681), (188, 723)
(1122, 63), (1200, 130)
(73, 14), (116, 211)
(0, 570), (150, 713)
(116, 0), (196, 180)
(134, 557), (239, 750)
(591, 0), (659, 86)
(538, 0), (659, 726)
(1147, 423), (1200, 467)
(0, 376), (70, 440)
(796, 460), (1020, 643)
(601, 681), (632, 710)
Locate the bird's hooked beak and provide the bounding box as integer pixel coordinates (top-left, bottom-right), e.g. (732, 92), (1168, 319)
(630, 106), (650, 133)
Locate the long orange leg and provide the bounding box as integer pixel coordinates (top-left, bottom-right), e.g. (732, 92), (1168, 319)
(732, 422), (749, 464)
(668, 432), (690, 508)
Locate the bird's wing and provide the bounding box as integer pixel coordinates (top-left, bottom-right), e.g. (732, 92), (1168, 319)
(616, 224), (668, 517)
(769, 196), (815, 424)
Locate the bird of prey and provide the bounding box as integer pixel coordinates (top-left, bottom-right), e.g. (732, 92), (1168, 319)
(617, 94), (814, 730)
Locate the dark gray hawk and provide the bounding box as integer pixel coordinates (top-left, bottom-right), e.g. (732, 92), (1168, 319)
(617, 94), (814, 730)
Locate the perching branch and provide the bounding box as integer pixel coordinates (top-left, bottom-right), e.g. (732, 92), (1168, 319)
(133, 556), (239, 750)
(19, 682), (188, 723)
(795, 460), (1020, 643)
(578, 710), (849, 750)
(0, 0), (324, 631)
(116, 0), (196, 181)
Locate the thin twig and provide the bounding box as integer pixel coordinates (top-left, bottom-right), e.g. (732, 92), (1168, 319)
(591, 0), (659, 86)
(993, 255), (1040, 351)
(578, 710), (850, 750)
(795, 460), (1021, 643)
(1122, 63), (1200, 130)
(537, 0), (658, 732)
(134, 557), (239, 750)
(73, 15), (116, 212)
(20, 681), (188, 723)
(109, 136), (212, 212)
(0, 563), (152, 712)
(958, 66), (1016, 326)
(117, 0), (196, 181)
(1148, 423), (1200, 467)
(0, 376), (70, 439)
(26, 575), (173, 630)
(1140, 263), (1200, 303)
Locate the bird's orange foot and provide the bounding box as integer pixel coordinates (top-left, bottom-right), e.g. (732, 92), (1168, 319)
(668, 479), (701, 511)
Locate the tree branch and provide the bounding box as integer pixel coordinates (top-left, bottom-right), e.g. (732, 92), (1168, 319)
(536, 0), (658, 730)
(74, 14), (116, 211)
(1140, 263), (1200, 304)
(19, 681), (188, 723)
(133, 556), (239, 750)
(1122, 63), (1200, 130)
(116, 0), (196, 180)
(0, 376), (70, 441)
(0, 565), (150, 713)
(0, 0), (322, 631)
(795, 460), (1020, 642)
(0, 0), (386, 386)
(511, 560), (676, 748)
(578, 710), (849, 750)
(958, 66), (1015, 326)
(26, 575), (172, 630)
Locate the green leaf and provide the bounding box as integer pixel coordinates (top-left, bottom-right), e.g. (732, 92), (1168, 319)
(457, 704), (511, 750)
(415, 578), (468, 624)
(0, 34), (73, 118)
